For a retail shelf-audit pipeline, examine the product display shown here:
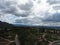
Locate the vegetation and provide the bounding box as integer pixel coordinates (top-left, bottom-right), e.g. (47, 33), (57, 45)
(0, 27), (60, 45)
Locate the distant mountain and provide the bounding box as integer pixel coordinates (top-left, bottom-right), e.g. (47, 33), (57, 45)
(13, 23), (60, 30)
(0, 21), (60, 30)
(0, 21), (14, 28)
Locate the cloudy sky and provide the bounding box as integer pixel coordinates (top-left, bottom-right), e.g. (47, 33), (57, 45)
(0, 0), (60, 26)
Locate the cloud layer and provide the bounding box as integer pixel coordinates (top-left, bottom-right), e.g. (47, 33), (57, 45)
(0, 0), (60, 26)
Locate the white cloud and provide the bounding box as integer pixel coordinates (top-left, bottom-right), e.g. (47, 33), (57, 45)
(0, 14), (17, 23)
(0, 0), (60, 26)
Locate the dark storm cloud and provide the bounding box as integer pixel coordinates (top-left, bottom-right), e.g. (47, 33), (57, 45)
(19, 2), (33, 11)
(47, 0), (60, 4)
(43, 13), (60, 22)
(0, 0), (33, 17)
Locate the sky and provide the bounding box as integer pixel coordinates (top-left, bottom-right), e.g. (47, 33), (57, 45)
(0, 0), (60, 26)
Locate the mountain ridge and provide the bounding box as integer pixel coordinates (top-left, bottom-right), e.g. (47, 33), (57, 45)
(0, 21), (60, 29)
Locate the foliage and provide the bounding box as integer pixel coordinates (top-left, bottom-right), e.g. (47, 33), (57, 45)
(0, 27), (60, 45)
